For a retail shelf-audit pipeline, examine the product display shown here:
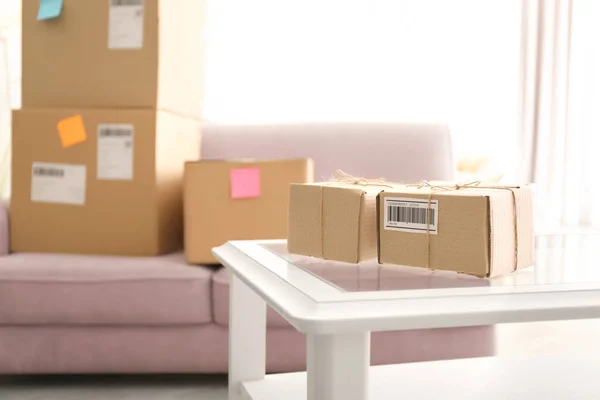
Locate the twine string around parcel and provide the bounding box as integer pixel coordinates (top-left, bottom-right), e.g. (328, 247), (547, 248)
(331, 171), (395, 290)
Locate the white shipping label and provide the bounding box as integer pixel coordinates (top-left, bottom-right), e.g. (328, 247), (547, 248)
(97, 124), (134, 180)
(384, 197), (439, 234)
(108, 0), (144, 49)
(31, 162), (87, 206)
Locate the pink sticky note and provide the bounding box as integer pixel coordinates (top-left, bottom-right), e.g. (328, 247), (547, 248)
(230, 168), (261, 199)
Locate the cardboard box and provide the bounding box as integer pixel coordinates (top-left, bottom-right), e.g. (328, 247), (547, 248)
(184, 159), (314, 264)
(378, 184), (535, 278)
(11, 108), (200, 256)
(288, 182), (382, 263)
(22, 0), (205, 117)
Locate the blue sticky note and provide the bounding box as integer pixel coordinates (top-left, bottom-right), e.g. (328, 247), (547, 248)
(37, 0), (63, 20)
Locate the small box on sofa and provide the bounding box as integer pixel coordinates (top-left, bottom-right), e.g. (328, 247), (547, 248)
(184, 158), (313, 264)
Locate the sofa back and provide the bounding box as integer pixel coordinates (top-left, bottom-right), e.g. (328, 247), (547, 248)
(201, 123), (454, 182)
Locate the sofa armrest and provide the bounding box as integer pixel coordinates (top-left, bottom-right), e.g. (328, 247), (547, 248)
(0, 199), (8, 255)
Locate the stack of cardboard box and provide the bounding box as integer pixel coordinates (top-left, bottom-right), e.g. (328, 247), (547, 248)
(11, 0), (206, 256)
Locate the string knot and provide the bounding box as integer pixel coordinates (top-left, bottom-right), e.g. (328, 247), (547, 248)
(416, 180), (482, 191)
(333, 170), (393, 188)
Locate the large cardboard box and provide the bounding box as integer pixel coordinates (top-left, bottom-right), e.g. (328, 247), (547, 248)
(22, 0), (205, 117)
(378, 184), (535, 277)
(184, 159), (314, 264)
(288, 182), (381, 263)
(11, 108), (200, 256)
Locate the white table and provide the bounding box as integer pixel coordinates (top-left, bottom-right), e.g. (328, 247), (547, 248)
(213, 236), (600, 400)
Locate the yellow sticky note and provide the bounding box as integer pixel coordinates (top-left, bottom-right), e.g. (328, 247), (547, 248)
(57, 115), (87, 148)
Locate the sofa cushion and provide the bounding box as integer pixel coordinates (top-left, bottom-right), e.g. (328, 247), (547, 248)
(0, 252), (214, 326)
(212, 266), (290, 328)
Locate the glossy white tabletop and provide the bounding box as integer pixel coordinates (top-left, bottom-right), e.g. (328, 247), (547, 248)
(214, 235), (600, 333)
(226, 235), (600, 302)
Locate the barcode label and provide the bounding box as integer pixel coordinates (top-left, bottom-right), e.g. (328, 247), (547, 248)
(384, 197), (439, 234)
(31, 162), (86, 205)
(388, 205), (435, 225)
(99, 126), (133, 137)
(111, 0), (143, 6)
(32, 166), (64, 178)
(108, 0), (144, 49)
(97, 124), (134, 180)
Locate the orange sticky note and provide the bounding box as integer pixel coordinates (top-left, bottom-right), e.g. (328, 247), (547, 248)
(57, 115), (87, 148)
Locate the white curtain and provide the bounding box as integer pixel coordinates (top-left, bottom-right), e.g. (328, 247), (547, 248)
(523, 0), (600, 231)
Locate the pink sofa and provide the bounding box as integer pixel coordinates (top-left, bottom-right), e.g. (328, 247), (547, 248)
(0, 123), (494, 374)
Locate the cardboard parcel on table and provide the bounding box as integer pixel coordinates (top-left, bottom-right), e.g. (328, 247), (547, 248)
(377, 183), (535, 278)
(287, 172), (393, 264)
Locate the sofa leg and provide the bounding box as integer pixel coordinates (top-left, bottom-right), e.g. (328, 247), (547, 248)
(228, 273), (267, 400)
(307, 332), (370, 400)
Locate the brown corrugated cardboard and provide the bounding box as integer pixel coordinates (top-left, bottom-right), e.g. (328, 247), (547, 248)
(184, 159), (314, 264)
(378, 184), (535, 278)
(288, 182), (382, 263)
(22, 0), (205, 117)
(11, 108), (200, 256)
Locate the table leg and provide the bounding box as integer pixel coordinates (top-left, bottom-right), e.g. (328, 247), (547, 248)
(307, 332), (370, 400)
(229, 273), (267, 400)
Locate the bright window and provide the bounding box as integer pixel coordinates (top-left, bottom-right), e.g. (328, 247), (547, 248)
(0, 0), (523, 193)
(204, 0), (523, 179)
